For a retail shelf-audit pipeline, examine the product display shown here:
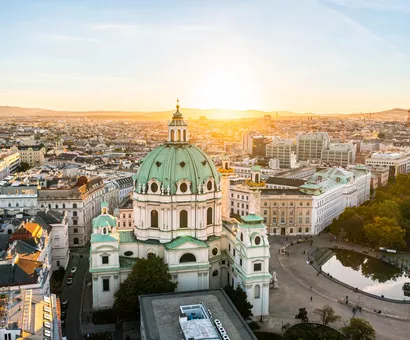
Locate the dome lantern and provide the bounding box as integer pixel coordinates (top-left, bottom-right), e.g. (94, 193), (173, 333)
(168, 99), (188, 143)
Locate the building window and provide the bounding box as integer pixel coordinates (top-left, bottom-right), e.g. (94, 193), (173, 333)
(73, 203), (77, 208)
(73, 211), (77, 217)
(48, 204), (51, 209)
(122, 222), (126, 227)
(233, 249), (236, 257)
(73, 238), (79, 245)
(63, 204), (66, 209)
(74, 228), (78, 233)
(255, 236), (261, 245)
(306, 217), (310, 224)
(151, 209), (158, 228)
(280, 217), (285, 224)
(102, 256), (109, 264)
(73, 220), (78, 226)
(229, 243), (231, 252)
(290, 228), (293, 234)
(299, 217), (302, 224)
(129, 221), (132, 227)
(128, 213), (131, 218)
(305, 227), (309, 233)
(207, 207), (213, 225)
(240, 258), (243, 266)
(272, 217), (277, 224)
(254, 263), (262, 271)
(102, 278), (110, 291)
(180, 253), (196, 263)
(180, 210), (188, 228)
(240, 233), (243, 242)
(207, 180), (213, 191)
(57, 261), (60, 267)
(298, 227), (302, 233)
(212, 248), (218, 256)
(254, 284), (260, 299)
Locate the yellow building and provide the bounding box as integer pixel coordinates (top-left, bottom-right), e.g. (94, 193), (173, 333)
(11, 144), (46, 167)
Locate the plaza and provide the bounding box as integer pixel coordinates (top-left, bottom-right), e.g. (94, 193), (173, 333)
(264, 235), (410, 340)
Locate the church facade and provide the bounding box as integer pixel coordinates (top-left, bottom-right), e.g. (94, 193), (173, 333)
(90, 102), (271, 320)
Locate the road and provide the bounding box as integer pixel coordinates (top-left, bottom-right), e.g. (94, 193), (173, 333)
(60, 250), (90, 340)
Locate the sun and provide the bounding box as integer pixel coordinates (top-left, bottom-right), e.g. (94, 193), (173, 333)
(193, 70), (261, 116)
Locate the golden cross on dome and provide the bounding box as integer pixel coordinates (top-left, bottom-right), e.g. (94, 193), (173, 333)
(176, 98), (180, 110)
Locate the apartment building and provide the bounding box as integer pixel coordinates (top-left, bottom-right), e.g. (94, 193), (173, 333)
(321, 143), (355, 166)
(265, 139), (297, 168)
(0, 150), (20, 179)
(38, 176), (105, 247)
(296, 132), (329, 162)
(10, 145), (46, 167)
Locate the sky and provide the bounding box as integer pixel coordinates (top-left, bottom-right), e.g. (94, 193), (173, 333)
(1, 0), (410, 114)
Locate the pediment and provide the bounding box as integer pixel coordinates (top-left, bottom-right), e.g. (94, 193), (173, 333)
(164, 236), (208, 251)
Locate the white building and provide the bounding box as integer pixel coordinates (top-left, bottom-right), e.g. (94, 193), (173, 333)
(266, 139), (297, 168)
(321, 143), (356, 167)
(0, 183), (38, 216)
(90, 105), (271, 320)
(365, 151), (410, 176)
(296, 132), (330, 162)
(0, 150), (20, 180)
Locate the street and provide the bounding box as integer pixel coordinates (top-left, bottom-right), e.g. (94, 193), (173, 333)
(61, 249), (90, 340)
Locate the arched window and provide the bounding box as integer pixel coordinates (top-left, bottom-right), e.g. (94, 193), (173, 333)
(254, 284), (260, 299)
(147, 252), (155, 258)
(171, 130), (175, 142)
(73, 238), (79, 245)
(151, 210), (158, 228)
(180, 210), (188, 228)
(255, 174), (260, 183)
(225, 163), (229, 170)
(240, 233), (243, 242)
(255, 236), (261, 245)
(180, 253), (196, 263)
(177, 130), (181, 141)
(183, 130), (187, 141)
(207, 180), (213, 191)
(207, 207), (213, 225)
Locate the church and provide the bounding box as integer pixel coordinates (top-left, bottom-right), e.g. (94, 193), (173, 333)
(89, 102), (272, 320)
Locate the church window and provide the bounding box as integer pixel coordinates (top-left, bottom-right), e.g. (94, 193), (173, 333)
(207, 207), (213, 225)
(212, 248), (218, 256)
(102, 278), (110, 291)
(180, 253), (196, 263)
(171, 130), (175, 142)
(254, 284), (261, 299)
(255, 236), (261, 245)
(240, 233), (243, 242)
(124, 251), (133, 256)
(151, 182), (158, 193)
(254, 263), (262, 272)
(180, 182), (188, 193)
(180, 210), (188, 228)
(177, 129), (181, 141)
(183, 130), (187, 141)
(239, 258), (243, 266)
(207, 180), (213, 191)
(151, 210), (158, 228)
(102, 256), (109, 264)
(73, 238), (79, 245)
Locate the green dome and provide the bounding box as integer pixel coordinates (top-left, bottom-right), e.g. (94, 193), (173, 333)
(92, 214), (116, 229)
(135, 144), (220, 195)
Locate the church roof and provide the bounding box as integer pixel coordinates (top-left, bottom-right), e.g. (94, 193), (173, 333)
(119, 230), (137, 243)
(135, 144), (220, 195)
(92, 214), (116, 229)
(240, 214), (266, 229)
(164, 236), (209, 250)
(91, 233), (118, 243)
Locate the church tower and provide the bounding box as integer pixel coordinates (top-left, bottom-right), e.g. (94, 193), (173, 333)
(168, 99), (189, 143)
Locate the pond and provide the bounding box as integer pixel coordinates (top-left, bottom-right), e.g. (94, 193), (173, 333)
(321, 248), (410, 301)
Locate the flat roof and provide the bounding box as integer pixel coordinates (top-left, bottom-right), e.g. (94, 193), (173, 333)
(139, 289), (257, 340)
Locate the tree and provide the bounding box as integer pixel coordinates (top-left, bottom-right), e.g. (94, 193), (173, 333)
(340, 318), (375, 340)
(113, 255), (176, 314)
(313, 305), (341, 326)
(223, 285), (253, 320)
(295, 307), (309, 323)
(364, 217), (406, 249)
(18, 162), (30, 172)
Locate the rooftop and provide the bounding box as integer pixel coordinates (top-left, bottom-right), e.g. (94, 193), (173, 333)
(139, 289), (257, 340)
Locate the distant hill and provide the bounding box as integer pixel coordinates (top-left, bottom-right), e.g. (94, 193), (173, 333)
(0, 105), (407, 120)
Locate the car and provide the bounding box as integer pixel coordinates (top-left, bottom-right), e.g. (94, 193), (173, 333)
(70, 267), (78, 274)
(61, 300), (69, 309)
(67, 278), (73, 285)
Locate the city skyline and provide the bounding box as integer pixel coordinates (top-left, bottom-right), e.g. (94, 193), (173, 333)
(1, 0), (410, 114)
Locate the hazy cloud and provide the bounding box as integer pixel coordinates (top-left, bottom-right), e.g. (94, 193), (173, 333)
(321, 0), (410, 12)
